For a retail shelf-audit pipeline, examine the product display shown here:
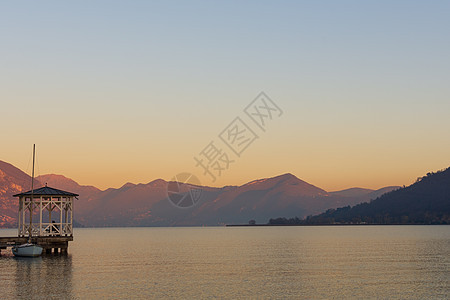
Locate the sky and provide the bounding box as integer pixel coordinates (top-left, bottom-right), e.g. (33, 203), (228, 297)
(1, 1), (449, 191)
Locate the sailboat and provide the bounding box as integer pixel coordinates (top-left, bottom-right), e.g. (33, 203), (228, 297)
(12, 144), (43, 257)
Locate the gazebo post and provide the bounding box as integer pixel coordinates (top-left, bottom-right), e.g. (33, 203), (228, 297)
(59, 196), (64, 235)
(17, 197), (21, 237)
(39, 195), (43, 236)
(49, 201), (52, 234)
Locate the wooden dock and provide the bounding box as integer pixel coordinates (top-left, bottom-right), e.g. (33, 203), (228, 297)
(0, 236), (73, 255)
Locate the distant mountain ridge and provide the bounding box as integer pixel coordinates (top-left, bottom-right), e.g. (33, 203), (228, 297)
(329, 186), (400, 202)
(36, 174), (101, 197)
(270, 167), (450, 225)
(0, 159), (399, 227)
(36, 174), (102, 215)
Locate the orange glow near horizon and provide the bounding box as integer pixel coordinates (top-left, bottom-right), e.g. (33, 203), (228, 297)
(4, 140), (448, 193)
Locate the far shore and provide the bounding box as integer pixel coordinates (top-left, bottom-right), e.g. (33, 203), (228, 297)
(226, 223), (449, 227)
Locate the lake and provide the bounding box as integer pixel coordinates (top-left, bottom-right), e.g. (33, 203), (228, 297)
(0, 226), (449, 299)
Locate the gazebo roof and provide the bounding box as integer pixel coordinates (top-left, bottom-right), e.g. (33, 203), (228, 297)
(13, 186), (79, 197)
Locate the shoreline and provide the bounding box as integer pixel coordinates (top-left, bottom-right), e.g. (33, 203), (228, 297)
(226, 223), (449, 227)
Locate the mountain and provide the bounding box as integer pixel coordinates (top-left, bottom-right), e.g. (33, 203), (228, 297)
(168, 173), (330, 226)
(274, 168), (450, 225)
(329, 186), (400, 205)
(36, 174), (101, 199)
(329, 188), (374, 198)
(0, 160), (399, 227)
(0, 160), (35, 227)
(36, 174), (102, 215)
(78, 179), (173, 226)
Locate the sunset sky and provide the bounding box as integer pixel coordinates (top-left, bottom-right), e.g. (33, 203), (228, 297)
(1, 1), (449, 191)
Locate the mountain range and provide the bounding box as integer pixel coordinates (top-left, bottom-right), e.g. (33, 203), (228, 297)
(0, 160), (399, 227)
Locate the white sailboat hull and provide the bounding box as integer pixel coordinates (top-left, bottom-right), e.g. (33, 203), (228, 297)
(12, 243), (43, 257)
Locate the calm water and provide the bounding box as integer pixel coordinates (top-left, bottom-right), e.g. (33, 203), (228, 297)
(0, 226), (449, 299)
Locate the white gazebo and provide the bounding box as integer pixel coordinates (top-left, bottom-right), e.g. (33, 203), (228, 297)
(14, 185), (78, 237)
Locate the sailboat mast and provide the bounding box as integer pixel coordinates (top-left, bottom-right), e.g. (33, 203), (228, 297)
(29, 144), (35, 240)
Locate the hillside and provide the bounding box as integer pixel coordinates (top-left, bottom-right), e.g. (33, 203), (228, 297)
(0, 161), (35, 227)
(271, 167), (450, 225)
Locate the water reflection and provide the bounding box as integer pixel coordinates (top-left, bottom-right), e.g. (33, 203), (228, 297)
(14, 255), (73, 299)
(1, 227), (448, 299)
